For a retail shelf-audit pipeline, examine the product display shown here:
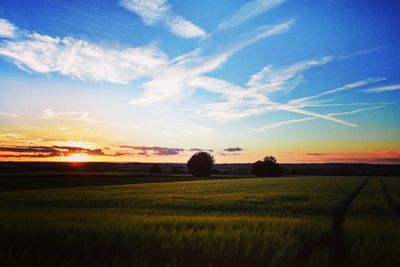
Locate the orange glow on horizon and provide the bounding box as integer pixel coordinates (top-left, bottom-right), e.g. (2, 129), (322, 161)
(64, 153), (89, 162)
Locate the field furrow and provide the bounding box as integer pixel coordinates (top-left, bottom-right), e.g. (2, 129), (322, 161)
(378, 178), (400, 218)
(291, 178), (369, 267)
(342, 178), (400, 267)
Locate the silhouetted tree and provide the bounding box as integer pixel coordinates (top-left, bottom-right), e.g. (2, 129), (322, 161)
(251, 156), (283, 177)
(148, 164), (162, 173)
(263, 156), (277, 164)
(187, 152), (214, 177)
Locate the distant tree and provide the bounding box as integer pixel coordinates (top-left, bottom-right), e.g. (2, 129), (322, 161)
(187, 152), (214, 177)
(251, 156), (283, 177)
(148, 164), (162, 173)
(171, 166), (183, 174)
(212, 168), (220, 175)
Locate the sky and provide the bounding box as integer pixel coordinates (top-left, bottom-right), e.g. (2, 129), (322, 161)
(0, 0), (399, 164)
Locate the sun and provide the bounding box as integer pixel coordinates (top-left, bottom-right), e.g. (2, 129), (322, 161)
(64, 153), (89, 162)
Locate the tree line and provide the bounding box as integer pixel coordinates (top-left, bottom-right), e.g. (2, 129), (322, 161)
(149, 152), (283, 177)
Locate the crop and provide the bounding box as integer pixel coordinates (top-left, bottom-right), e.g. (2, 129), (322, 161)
(1, 176), (397, 266)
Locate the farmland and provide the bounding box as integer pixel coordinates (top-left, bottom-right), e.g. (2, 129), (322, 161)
(0, 175), (399, 266)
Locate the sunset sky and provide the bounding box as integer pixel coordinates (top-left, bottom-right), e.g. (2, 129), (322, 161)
(0, 0), (399, 163)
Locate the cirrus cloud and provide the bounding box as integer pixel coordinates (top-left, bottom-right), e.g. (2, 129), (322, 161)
(218, 0), (286, 30)
(363, 84), (400, 93)
(0, 18), (16, 38)
(120, 0), (206, 39)
(0, 19), (168, 84)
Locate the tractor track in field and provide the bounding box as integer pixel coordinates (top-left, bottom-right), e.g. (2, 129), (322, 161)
(378, 178), (400, 219)
(288, 178), (369, 267)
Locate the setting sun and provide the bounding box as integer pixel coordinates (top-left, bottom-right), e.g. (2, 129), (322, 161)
(64, 154), (89, 162)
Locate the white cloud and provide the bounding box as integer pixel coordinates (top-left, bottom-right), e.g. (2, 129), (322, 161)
(120, 0), (169, 25)
(0, 32), (168, 84)
(194, 76), (273, 122)
(0, 112), (19, 118)
(166, 16), (206, 39)
(131, 20), (293, 105)
(299, 102), (394, 107)
(277, 104), (357, 127)
(253, 105), (385, 131)
(40, 108), (140, 129)
(120, 0), (206, 39)
(363, 84), (400, 93)
(0, 18), (16, 38)
(192, 56), (335, 123)
(194, 57), (386, 128)
(248, 56), (333, 95)
(289, 77), (386, 106)
(194, 75), (359, 127)
(218, 0), (286, 30)
(0, 9), (388, 133)
(227, 20), (294, 54)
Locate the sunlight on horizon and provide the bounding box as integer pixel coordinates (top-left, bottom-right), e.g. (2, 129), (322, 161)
(64, 154), (89, 162)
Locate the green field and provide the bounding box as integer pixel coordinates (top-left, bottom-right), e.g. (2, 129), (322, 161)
(0, 175), (399, 266)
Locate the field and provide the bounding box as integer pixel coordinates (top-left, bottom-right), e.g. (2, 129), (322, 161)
(0, 175), (399, 266)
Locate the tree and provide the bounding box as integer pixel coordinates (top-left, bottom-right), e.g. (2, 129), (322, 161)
(187, 152), (214, 177)
(263, 156), (277, 164)
(251, 156), (283, 177)
(148, 164), (162, 173)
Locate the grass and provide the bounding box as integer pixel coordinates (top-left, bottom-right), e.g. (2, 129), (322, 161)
(0, 175), (398, 266)
(343, 178), (400, 267)
(382, 177), (400, 213)
(0, 172), (252, 191)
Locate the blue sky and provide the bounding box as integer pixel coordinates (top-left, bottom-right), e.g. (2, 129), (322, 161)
(0, 0), (399, 163)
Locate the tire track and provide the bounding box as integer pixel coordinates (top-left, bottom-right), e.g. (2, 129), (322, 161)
(328, 178), (369, 267)
(287, 178), (369, 267)
(378, 178), (400, 219)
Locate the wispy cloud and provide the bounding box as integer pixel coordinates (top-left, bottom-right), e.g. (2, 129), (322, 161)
(224, 147), (243, 152)
(40, 108), (140, 129)
(0, 6), (392, 135)
(120, 0), (206, 39)
(227, 20), (294, 54)
(289, 77), (386, 106)
(253, 105), (385, 131)
(304, 150), (400, 164)
(0, 19), (168, 84)
(131, 20), (293, 105)
(363, 84), (400, 93)
(277, 104), (358, 127)
(300, 102), (395, 107)
(194, 57), (367, 127)
(219, 148), (242, 156)
(338, 45), (389, 60)
(118, 145), (185, 156)
(247, 56), (333, 95)
(0, 111), (19, 118)
(218, 0), (286, 30)
(0, 18), (16, 38)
